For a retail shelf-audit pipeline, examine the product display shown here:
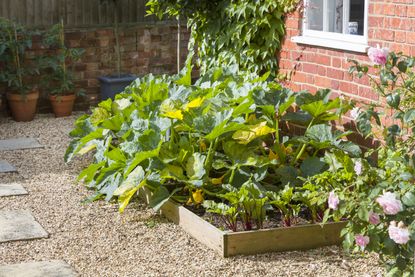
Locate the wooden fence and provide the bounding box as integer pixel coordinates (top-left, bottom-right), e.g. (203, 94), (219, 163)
(0, 0), (167, 28)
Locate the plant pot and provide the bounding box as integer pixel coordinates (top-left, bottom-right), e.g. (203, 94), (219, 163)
(49, 94), (76, 117)
(6, 90), (39, 122)
(97, 74), (136, 100)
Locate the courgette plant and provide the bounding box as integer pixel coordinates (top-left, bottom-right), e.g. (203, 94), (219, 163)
(66, 65), (359, 229)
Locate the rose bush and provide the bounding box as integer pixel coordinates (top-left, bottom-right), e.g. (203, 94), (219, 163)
(318, 48), (415, 276)
(300, 47), (415, 275)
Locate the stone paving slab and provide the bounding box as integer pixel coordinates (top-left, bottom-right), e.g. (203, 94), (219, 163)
(0, 210), (48, 243)
(0, 260), (77, 277)
(0, 138), (43, 151)
(0, 161), (17, 173)
(0, 183), (28, 197)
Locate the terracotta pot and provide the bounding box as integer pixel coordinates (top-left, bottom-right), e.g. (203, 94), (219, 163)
(49, 94), (76, 117)
(7, 90), (39, 122)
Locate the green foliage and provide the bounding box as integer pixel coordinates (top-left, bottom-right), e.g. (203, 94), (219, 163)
(146, 0), (300, 74)
(305, 50), (415, 275)
(313, 147), (415, 276)
(65, 66), (355, 227)
(40, 21), (85, 96)
(0, 17), (39, 95)
(349, 52), (415, 150)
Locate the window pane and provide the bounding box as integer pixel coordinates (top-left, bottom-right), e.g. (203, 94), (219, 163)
(307, 0), (323, 31)
(328, 0), (343, 33)
(349, 0), (365, 35)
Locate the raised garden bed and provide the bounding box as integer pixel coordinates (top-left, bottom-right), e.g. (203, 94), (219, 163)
(141, 189), (346, 257)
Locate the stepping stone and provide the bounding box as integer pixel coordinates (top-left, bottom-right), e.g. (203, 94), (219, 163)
(0, 260), (77, 277)
(0, 161), (16, 173)
(0, 183), (28, 197)
(0, 210), (48, 243)
(0, 138), (42, 151)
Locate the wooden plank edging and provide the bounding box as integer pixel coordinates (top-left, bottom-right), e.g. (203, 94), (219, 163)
(139, 189), (346, 257)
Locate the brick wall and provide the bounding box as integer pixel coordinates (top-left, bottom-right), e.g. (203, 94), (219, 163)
(280, 0), (415, 109)
(1, 23), (190, 113)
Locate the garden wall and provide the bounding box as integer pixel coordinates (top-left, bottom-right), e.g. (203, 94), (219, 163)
(280, 1), (415, 110)
(0, 23), (190, 113)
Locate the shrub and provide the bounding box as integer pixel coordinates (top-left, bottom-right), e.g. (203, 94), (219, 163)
(313, 48), (415, 276)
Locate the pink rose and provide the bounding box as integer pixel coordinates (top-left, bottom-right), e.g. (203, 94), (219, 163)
(355, 234), (370, 248)
(354, 160), (362, 175)
(328, 191), (340, 210)
(376, 192), (403, 215)
(368, 45), (389, 65)
(388, 221), (410, 244)
(350, 107), (360, 120)
(368, 212), (380, 225)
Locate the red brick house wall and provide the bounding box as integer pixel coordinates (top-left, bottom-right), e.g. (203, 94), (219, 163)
(280, 0), (415, 109)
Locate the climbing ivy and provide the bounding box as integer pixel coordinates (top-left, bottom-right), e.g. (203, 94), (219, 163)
(146, 0), (300, 75)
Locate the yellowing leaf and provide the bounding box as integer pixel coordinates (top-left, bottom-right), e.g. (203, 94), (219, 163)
(269, 149), (278, 161)
(282, 144), (293, 155)
(163, 110), (183, 120)
(78, 143), (96, 155)
(211, 175), (224, 185)
(118, 186), (139, 213)
(199, 140), (207, 152)
(232, 122), (275, 144)
(118, 179), (146, 213)
(192, 189), (204, 204)
(184, 97), (204, 111)
(247, 113), (256, 123)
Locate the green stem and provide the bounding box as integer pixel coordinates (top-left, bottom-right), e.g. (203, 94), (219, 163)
(273, 117), (286, 164)
(293, 118), (314, 165)
(204, 138), (219, 173)
(229, 167), (236, 185)
(60, 19), (66, 90)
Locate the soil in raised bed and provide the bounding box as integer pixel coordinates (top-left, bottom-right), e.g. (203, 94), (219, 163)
(184, 205), (318, 232)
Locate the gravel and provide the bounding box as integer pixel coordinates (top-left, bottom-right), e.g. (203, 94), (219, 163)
(0, 113), (384, 277)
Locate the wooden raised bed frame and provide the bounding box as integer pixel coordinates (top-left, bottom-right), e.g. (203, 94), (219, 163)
(142, 189), (346, 257)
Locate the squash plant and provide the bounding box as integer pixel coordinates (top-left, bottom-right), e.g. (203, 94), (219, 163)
(66, 66), (358, 229)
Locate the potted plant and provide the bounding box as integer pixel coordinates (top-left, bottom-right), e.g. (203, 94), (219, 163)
(0, 18), (40, 122)
(97, 0), (136, 100)
(41, 20), (84, 117)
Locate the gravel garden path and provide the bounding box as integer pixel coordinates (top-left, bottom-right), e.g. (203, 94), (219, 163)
(0, 114), (383, 277)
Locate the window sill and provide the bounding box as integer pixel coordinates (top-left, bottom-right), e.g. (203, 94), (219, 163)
(291, 36), (369, 53)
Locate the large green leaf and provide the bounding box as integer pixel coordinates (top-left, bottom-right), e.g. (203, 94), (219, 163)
(300, 98), (341, 120)
(300, 157), (326, 177)
(186, 153), (206, 180)
(125, 143), (162, 176)
(114, 166), (146, 197)
(149, 187), (182, 211)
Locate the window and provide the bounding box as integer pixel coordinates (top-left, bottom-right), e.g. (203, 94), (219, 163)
(292, 0), (369, 53)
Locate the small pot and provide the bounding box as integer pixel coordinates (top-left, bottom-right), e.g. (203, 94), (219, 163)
(7, 90), (39, 122)
(49, 94), (76, 117)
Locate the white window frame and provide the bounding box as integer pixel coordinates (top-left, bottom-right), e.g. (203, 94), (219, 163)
(292, 0), (369, 53)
